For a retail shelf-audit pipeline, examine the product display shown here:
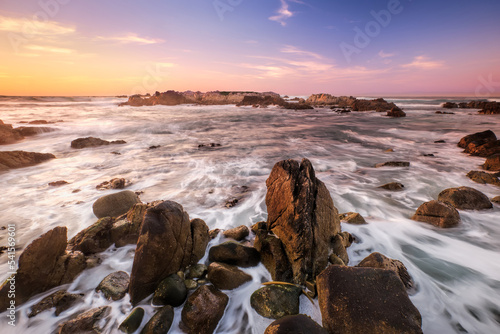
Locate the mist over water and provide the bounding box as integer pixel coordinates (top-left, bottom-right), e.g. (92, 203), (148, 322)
(1, 97), (499, 333)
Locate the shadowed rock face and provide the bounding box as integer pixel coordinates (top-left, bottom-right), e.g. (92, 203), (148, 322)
(264, 314), (328, 334)
(0, 151), (55, 171)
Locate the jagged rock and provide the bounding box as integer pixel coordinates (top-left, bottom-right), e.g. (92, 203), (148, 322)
(58, 306), (111, 334)
(181, 285), (228, 334)
(411, 200), (460, 228)
(141, 306), (174, 334)
(386, 107), (406, 117)
(15, 126), (55, 137)
(0, 151), (55, 171)
(375, 161), (410, 168)
(254, 230), (293, 282)
(458, 130), (496, 148)
(264, 314), (328, 334)
(152, 274), (187, 307)
(92, 190), (141, 218)
(129, 201), (209, 305)
(207, 262), (252, 290)
(357, 252), (413, 289)
(236, 95), (285, 107)
(328, 253), (345, 266)
(0, 120), (24, 144)
(96, 271), (130, 301)
(331, 232), (352, 265)
(96, 178), (129, 190)
(339, 212), (367, 225)
(68, 217), (115, 255)
(466, 171), (500, 187)
(250, 284), (302, 319)
(223, 225), (250, 241)
(49, 180), (69, 187)
(28, 290), (82, 318)
(317, 266), (422, 334)
(185, 264), (208, 279)
(70, 137), (126, 149)
(378, 182), (405, 191)
(442, 102), (458, 108)
(458, 130), (500, 157)
(484, 154), (500, 171)
(119, 307), (144, 334)
(438, 186), (492, 210)
(208, 241), (260, 268)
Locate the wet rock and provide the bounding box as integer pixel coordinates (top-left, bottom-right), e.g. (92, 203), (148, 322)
(209, 229), (220, 239)
(466, 171), (500, 187)
(49, 180), (69, 187)
(0, 120), (24, 144)
(29, 120), (52, 124)
(458, 130), (500, 157)
(251, 221), (267, 234)
(181, 285), (229, 334)
(254, 232), (293, 282)
(435, 111), (454, 115)
(492, 196), (500, 204)
(96, 271), (130, 301)
(149, 145), (161, 150)
(223, 225), (250, 241)
(207, 262), (252, 290)
(386, 107), (406, 117)
(442, 102), (458, 108)
(141, 306), (174, 334)
(198, 143), (222, 149)
(438, 186), (492, 210)
(375, 161), (410, 168)
(378, 182), (405, 191)
(339, 212), (367, 225)
(434, 140), (446, 143)
(317, 266), (422, 334)
(129, 201), (209, 305)
(184, 279), (198, 290)
(28, 290), (82, 318)
(357, 252), (413, 289)
(185, 264), (208, 279)
(411, 200), (460, 228)
(250, 284), (302, 319)
(260, 158), (341, 284)
(96, 178), (129, 190)
(331, 232), (353, 265)
(328, 253), (345, 266)
(68, 217), (116, 255)
(71, 136), (126, 149)
(458, 130), (496, 149)
(152, 274), (187, 307)
(58, 306), (111, 334)
(15, 126), (55, 137)
(484, 154), (500, 171)
(264, 314), (328, 334)
(208, 241), (261, 268)
(0, 151), (55, 171)
(119, 307), (144, 334)
(92, 190), (141, 218)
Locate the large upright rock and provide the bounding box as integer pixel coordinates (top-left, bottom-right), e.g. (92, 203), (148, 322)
(129, 201), (209, 305)
(263, 159), (341, 284)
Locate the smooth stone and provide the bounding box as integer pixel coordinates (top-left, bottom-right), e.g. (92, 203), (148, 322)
(264, 314), (328, 334)
(95, 271), (130, 301)
(141, 306), (174, 334)
(181, 285), (228, 334)
(152, 274), (187, 307)
(207, 262), (252, 290)
(208, 241), (261, 268)
(411, 200), (461, 228)
(250, 284), (302, 319)
(119, 307), (145, 334)
(92, 190), (141, 218)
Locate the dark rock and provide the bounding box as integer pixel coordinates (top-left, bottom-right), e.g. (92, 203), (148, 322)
(331, 233), (351, 265)
(152, 274), (187, 307)
(190, 218), (210, 264)
(49, 180), (69, 187)
(28, 290), (82, 318)
(435, 111), (454, 115)
(0, 151), (55, 171)
(68, 217), (116, 255)
(442, 102), (458, 108)
(378, 182), (405, 191)
(386, 107), (406, 117)
(207, 262), (252, 290)
(198, 143), (222, 149)
(96, 178), (129, 190)
(357, 252), (413, 289)
(466, 171), (500, 187)
(328, 253), (345, 266)
(264, 314), (328, 334)
(254, 231), (293, 282)
(281, 102), (314, 110)
(71, 136), (126, 149)
(92, 190), (141, 218)
(120, 90), (189, 107)
(250, 284), (302, 319)
(317, 266), (422, 334)
(96, 271), (130, 301)
(438, 186), (492, 210)
(186, 264), (208, 279)
(375, 161), (410, 168)
(208, 241), (261, 268)
(58, 306), (111, 334)
(458, 130), (496, 149)
(181, 285), (228, 334)
(338, 212), (367, 225)
(484, 154), (500, 171)
(236, 95), (285, 107)
(119, 307), (145, 334)
(141, 306), (174, 334)
(223, 225), (250, 241)
(149, 145), (161, 150)
(411, 200), (460, 228)
(434, 140), (446, 143)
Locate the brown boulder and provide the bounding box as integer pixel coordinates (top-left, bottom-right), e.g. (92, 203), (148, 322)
(411, 200), (460, 228)
(207, 262), (252, 290)
(465, 140), (500, 157)
(223, 225), (250, 241)
(484, 154), (500, 171)
(339, 212), (367, 225)
(357, 252), (413, 289)
(386, 107), (406, 117)
(92, 190), (141, 218)
(70, 137), (126, 149)
(438, 186), (492, 210)
(375, 161), (410, 168)
(254, 231), (293, 282)
(0, 151), (55, 171)
(58, 306), (110, 334)
(264, 314), (328, 334)
(95, 271), (129, 301)
(28, 290), (82, 318)
(378, 182), (405, 191)
(190, 218), (210, 264)
(317, 266), (422, 334)
(458, 130), (496, 149)
(442, 102), (458, 108)
(208, 241), (261, 268)
(466, 171), (500, 187)
(0, 121), (24, 144)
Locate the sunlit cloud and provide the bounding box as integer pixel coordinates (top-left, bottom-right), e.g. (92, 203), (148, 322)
(402, 55), (445, 69)
(0, 15), (75, 35)
(96, 33), (164, 44)
(24, 44), (74, 54)
(281, 45), (323, 59)
(269, 0), (294, 26)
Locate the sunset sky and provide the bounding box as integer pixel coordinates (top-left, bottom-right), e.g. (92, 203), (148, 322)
(1, 0), (499, 96)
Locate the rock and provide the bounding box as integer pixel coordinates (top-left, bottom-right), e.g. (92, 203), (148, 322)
(458, 130), (500, 157)
(49, 180), (69, 187)
(70, 136), (126, 149)
(29, 120), (52, 124)
(331, 233), (351, 265)
(208, 241), (261, 268)
(236, 95), (285, 107)
(357, 252), (413, 289)
(141, 306), (174, 334)
(198, 143), (222, 149)
(0, 151), (55, 171)
(96, 271), (130, 301)
(58, 306), (111, 334)
(338, 212), (367, 225)
(438, 186), (492, 210)
(68, 217), (115, 254)
(435, 111), (454, 115)
(328, 253), (345, 266)
(442, 102), (458, 108)
(411, 200), (460, 228)
(317, 266), (422, 334)
(184, 279), (198, 290)
(492, 196), (500, 204)
(129, 201), (209, 305)
(264, 314), (328, 334)
(458, 130), (496, 148)
(0, 121), (24, 144)
(223, 225), (250, 241)
(254, 231), (293, 282)
(466, 171), (500, 187)
(207, 262), (252, 290)
(434, 140), (446, 143)
(209, 229), (220, 239)
(119, 307), (144, 334)
(152, 274), (187, 307)
(15, 126), (55, 137)
(96, 178), (129, 190)
(92, 190), (141, 218)
(261, 158), (341, 284)
(28, 290), (82, 318)
(378, 182), (405, 191)
(386, 107), (406, 117)
(484, 154), (500, 171)
(181, 285), (229, 334)
(250, 284), (302, 319)
(375, 161), (410, 168)
(0, 227), (86, 310)
(185, 264), (208, 279)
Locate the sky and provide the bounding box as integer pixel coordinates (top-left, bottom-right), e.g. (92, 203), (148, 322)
(0, 0), (499, 96)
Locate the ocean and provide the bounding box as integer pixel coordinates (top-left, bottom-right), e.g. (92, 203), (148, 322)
(1, 96), (499, 333)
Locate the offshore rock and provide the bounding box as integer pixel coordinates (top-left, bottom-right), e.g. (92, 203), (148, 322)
(0, 151), (55, 171)
(411, 200), (460, 228)
(386, 107), (406, 117)
(71, 136), (126, 149)
(484, 154), (500, 171)
(438, 186), (492, 210)
(466, 171), (500, 187)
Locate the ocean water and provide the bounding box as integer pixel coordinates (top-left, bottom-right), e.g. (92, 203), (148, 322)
(0, 96), (499, 333)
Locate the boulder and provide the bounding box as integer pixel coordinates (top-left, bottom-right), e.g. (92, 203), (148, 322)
(0, 121), (24, 144)
(141, 306), (174, 334)
(261, 159), (341, 284)
(466, 171), (500, 187)
(264, 314), (328, 334)
(96, 178), (129, 190)
(208, 241), (260, 268)
(339, 212), (367, 225)
(442, 102), (458, 108)
(386, 108), (406, 117)
(465, 140), (500, 157)
(438, 186), (492, 210)
(0, 151), (55, 171)
(190, 218), (210, 264)
(68, 217), (116, 255)
(28, 290), (82, 318)
(71, 137), (126, 149)
(95, 271), (130, 301)
(129, 201), (209, 305)
(357, 252), (413, 289)
(119, 307), (144, 334)
(92, 190), (141, 218)
(254, 231), (293, 282)
(484, 154), (500, 171)
(331, 233), (352, 265)
(317, 266), (422, 334)
(185, 264), (208, 279)
(250, 284), (302, 319)
(15, 126), (55, 137)
(181, 285), (229, 334)
(492, 196), (500, 204)
(223, 225), (250, 241)
(207, 262), (252, 290)
(411, 200), (460, 228)
(378, 182), (405, 191)
(152, 274), (187, 307)
(375, 161), (410, 168)
(458, 130), (496, 149)
(58, 306), (111, 334)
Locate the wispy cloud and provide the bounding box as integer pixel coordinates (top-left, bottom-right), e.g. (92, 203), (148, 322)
(378, 50), (395, 58)
(402, 55), (445, 69)
(269, 0), (294, 26)
(24, 44), (74, 54)
(281, 45), (323, 59)
(0, 15), (75, 35)
(96, 33), (164, 44)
